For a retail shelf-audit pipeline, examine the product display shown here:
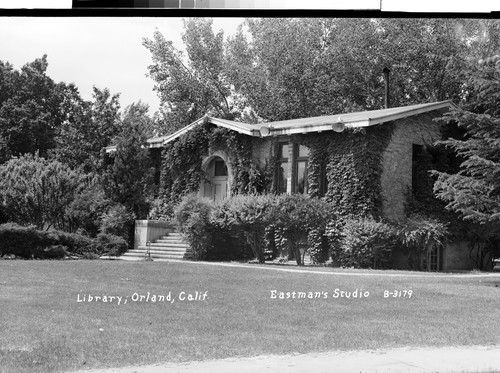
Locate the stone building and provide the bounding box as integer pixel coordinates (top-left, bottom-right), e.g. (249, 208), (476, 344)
(110, 100), (475, 271)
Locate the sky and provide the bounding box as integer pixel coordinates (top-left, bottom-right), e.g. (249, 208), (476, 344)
(0, 17), (245, 115)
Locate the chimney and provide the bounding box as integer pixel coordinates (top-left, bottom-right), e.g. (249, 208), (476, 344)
(383, 67), (390, 109)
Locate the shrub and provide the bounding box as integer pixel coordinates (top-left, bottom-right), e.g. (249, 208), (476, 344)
(213, 194), (275, 263)
(0, 223), (52, 258)
(174, 194), (214, 260)
(0, 154), (88, 230)
(0, 223), (97, 259)
(331, 218), (398, 269)
(397, 214), (448, 270)
(270, 194), (333, 265)
(100, 204), (135, 243)
(308, 228), (330, 264)
(47, 230), (94, 255)
(91, 233), (128, 256)
(65, 183), (111, 236)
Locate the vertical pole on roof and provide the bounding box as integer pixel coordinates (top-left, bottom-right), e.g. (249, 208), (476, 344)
(383, 67), (391, 109)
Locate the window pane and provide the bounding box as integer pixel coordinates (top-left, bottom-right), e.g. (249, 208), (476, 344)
(278, 161), (289, 193)
(296, 160), (307, 194)
(279, 143), (289, 160)
(214, 160), (228, 176)
(298, 145), (310, 158)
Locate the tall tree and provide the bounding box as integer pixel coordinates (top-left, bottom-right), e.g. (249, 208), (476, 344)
(103, 102), (156, 219)
(53, 86), (121, 174)
(433, 55), (500, 269)
(143, 18), (236, 135)
(0, 55), (66, 163)
(226, 18), (475, 121)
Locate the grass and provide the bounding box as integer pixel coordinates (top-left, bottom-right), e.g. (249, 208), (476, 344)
(1, 260), (499, 372)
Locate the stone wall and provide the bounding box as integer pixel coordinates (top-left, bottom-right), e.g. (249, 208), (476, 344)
(134, 220), (176, 250)
(380, 111), (442, 221)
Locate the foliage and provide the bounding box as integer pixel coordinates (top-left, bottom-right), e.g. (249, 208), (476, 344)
(328, 218), (398, 269)
(433, 55), (500, 270)
(52, 86), (122, 174)
(159, 123), (211, 212)
(295, 124), (394, 218)
(225, 18), (472, 122)
(0, 223), (95, 259)
(99, 204), (135, 243)
(65, 179), (111, 236)
(270, 194), (334, 265)
(143, 18), (237, 135)
(103, 103), (156, 220)
(174, 194), (215, 260)
(0, 153), (88, 230)
(0, 55), (66, 163)
(159, 123), (268, 216)
(213, 194), (275, 263)
(91, 233), (128, 256)
(307, 228), (329, 264)
(397, 215), (449, 271)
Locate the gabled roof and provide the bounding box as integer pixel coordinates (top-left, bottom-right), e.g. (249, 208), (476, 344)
(105, 101), (459, 152)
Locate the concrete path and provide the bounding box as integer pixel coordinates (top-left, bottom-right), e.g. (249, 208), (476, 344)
(78, 345), (500, 373)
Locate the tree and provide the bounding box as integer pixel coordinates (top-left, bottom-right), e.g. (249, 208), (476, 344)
(103, 102), (156, 219)
(0, 153), (88, 230)
(433, 55), (500, 270)
(225, 18), (476, 122)
(143, 18), (237, 135)
(0, 55), (66, 163)
(53, 86), (121, 174)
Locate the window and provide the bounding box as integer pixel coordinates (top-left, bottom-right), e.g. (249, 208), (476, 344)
(294, 145), (309, 194)
(275, 142), (311, 195)
(277, 143), (290, 193)
(214, 160), (228, 177)
(428, 246), (444, 271)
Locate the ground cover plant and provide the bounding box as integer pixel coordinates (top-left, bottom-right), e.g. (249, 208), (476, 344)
(0, 261), (499, 373)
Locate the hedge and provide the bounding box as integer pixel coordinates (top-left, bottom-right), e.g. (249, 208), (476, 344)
(0, 223), (128, 259)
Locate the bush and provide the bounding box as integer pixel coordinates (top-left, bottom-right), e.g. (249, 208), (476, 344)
(48, 230), (94, 255)
(65, 184), (111, 236)
(270, 194), (333, 265)
(213, 194), (275, 263)
(91, 233), (128, 256)
(0, 223), (52, 258)
(330, 218), (398, 269)
(174, 194), (214, 260)
(0, 223), (121, 259)
(100, 204), (135, 243)
(398, 215), (448, 270)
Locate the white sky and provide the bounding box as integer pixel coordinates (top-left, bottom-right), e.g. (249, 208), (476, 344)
(0, 17), (245, 115)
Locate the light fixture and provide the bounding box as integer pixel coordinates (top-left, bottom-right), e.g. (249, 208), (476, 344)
(331, 117), (345, 133)
(259, 126), (271, 137)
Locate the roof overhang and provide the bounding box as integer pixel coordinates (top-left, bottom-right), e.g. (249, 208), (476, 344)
(105, 101), (459, 152)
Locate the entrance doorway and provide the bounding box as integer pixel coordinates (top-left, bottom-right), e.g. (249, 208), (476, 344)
(203, 156), (228, 202)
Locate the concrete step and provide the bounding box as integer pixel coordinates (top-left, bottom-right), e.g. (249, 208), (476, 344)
(122, 251), (193, 260)
(121, 231), (192, 261)
(132, 249), (192, 256)
(138, 246), (190, 252)
(160, 234), (183, 239)
(141, 242), (189, 249)
(155, 239), (188, 245)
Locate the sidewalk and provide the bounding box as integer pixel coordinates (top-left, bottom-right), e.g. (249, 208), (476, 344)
(78, 345), (500, 373)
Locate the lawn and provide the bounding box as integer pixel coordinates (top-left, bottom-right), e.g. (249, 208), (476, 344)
(1, 260), (499, 373)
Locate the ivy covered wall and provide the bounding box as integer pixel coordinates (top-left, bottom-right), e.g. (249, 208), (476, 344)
(155, 113), (452, 222)
(294, 124), (395, 218)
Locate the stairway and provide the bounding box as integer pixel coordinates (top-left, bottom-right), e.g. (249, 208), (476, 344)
(121, 232), (193, 261)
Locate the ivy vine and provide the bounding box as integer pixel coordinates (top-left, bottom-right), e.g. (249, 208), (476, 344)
(293, 123), (394, 219)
